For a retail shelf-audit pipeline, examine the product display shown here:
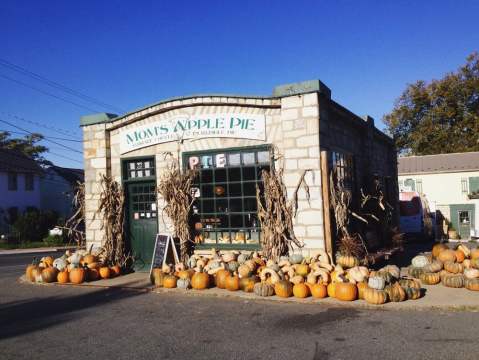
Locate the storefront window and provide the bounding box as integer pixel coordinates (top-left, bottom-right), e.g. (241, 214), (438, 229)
(123, 158), (156, 180)
(185, 146), (271, 248)
(331, 151), (354, 190)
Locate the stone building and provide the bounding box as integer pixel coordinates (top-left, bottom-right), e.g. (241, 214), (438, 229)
(81, 79), (398, 270)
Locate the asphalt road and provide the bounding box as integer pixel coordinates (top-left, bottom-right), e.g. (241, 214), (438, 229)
(1, 252), (479, 360)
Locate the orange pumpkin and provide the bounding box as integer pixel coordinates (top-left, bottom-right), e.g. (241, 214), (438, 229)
(356, 282), (369, 300)
(225, 273), (240, 291)
(41, 256), (54, 267)
(57, 270), (69, 284)
(99, 267), (111, 279)
(26, 264), (39, 282)
(214, 269), (229, 289)
(177, 269), (193, 280)
(274, 280), (293, 298)
(438, 249), (456, 263)
(293, 283), (310, 298)
(310, 283), (328, 298)
(69, 268), (86, 284)
(455, 249), (465, 263)
(432, 243), (448, 258)
(82, 254), (97, 265)
(327, 282), (337, 298)
(110, 265), (121, 277)
(163, 275), (178, 288)
(335, 282), (358, 301)
(191, 270), (210, 290)
(41, 267), (58, 283)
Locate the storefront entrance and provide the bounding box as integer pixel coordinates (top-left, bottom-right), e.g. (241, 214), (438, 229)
(123, 158), (158, 271)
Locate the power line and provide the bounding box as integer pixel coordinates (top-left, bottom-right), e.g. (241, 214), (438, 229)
(0, 58), (125, 113)
(0, 130), (83, 143)
(0, 73), (99, 113)
(1, 111), (80, 137)
(47, 151), (83, 164)
(0, 118), (83, 154)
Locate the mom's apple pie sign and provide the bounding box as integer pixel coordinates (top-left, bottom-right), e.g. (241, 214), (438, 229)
(120, 113), (266, 154)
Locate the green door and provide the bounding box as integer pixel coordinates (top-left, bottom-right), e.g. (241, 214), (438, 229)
(449, 204), (475, 240)
(127, 181), (158, 271)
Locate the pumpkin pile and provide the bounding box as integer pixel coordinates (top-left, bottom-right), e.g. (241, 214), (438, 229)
(407, 243), (479, 292)
(150, 249), (424, 305)
(25, 248), (122, 285)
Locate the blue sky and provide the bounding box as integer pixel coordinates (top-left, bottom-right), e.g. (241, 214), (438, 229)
(1, 0), (478, 168)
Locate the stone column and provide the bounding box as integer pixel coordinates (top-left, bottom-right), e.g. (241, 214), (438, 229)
(82, 123), (110, 249)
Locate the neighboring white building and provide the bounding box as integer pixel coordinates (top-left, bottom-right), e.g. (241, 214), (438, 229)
(398, 152), (479, 240)
(0, 149), (43, 233)
(40, 166), (84, 220)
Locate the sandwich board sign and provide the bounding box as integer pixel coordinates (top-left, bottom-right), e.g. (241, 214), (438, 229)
(149, 233), (180, 276)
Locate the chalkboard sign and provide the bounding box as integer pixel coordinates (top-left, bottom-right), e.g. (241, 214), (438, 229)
(149, 233), (180, 276)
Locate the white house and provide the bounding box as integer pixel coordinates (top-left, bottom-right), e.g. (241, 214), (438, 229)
(40, 165), (84, 220)
(398, 152), (479, 240)
(0, 148), (43, 233)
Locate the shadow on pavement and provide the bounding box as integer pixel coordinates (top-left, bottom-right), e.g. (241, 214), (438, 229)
(0, 283), (145, 340)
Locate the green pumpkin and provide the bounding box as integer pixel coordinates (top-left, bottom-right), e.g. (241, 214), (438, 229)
(422, 260), (443, 273)
(419, 272), (441, 285)
(399, 278), (421, 289)
(404, 286), (422, 300)
(385, 282), (406, 302)
(441, 274), (464, 288)
(227, 261), (240, 272)
(408, 266), (424, 279)
(253, 282), (275, 297)
(376, 271), (394, 284)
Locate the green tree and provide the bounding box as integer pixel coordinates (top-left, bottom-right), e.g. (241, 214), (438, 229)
(383, 52), (479, 155)
(0, 131), (51, 166)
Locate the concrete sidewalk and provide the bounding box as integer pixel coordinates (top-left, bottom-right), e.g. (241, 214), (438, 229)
(25, 271), (479, 311)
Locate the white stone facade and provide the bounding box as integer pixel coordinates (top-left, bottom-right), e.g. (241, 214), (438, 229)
(82, 92), (324, 255)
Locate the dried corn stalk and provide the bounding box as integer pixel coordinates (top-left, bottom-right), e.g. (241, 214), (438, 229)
(157, 154), (196, 263)
(330, 169), (367, 257)
(256, 167), (308, 261)
(95, 175), (129, 268)
(63, 181), (85, 247)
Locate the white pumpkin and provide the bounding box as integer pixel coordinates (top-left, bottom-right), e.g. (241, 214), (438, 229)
(368, 276), (386, 290)
(411, 255), (430, 268)
(259, 268), (280, 284)
(464, 268), (479, 279)
(53, 258), (67, 271)
(348, 266), (369, 283)
(222, 252), (236, 263)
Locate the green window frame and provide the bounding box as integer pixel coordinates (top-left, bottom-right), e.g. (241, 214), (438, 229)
(25, 173), (34, 191)
(183, 145), (271, 250)
(8, 172), (17, 191)
(122, 157), (156, 182)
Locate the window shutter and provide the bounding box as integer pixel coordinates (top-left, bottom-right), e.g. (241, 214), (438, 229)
(469, 177), (479, 194)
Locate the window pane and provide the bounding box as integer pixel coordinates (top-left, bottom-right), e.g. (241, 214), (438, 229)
(230, 215), (243, 227)
(257, 151), (270, 163)
(201, 169), (213, 183)
(230, 198), (243, 212)
(242, 152), (255, 165)
(243, 167), (255, 180)
(229, 153), (241, 166)
(244, 198), (257, 212)
(214, 168), (227, 182)
(229, 183), (242, 196)
(228, 167), (241, 181)
(243, 182), (256, 196)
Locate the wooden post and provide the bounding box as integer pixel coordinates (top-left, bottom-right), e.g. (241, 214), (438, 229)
(320, 150), (333, 256)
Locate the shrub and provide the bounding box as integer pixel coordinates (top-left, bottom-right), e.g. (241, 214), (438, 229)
(43, 234), (64, 246)
(12, 209), (59, 243)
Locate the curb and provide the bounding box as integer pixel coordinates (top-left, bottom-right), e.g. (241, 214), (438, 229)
(0, 246), (77, 256)
(19, 276), (479, 312)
